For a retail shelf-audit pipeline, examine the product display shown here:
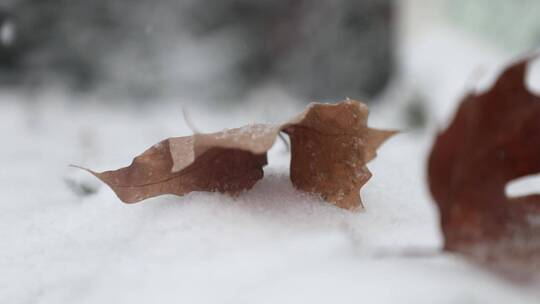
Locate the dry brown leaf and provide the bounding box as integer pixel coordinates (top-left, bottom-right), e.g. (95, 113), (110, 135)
(81, 100), (395, 209)
(428, 57), (540, 280)
(283, 101), (396, 209)
(81, 125), (279, 203)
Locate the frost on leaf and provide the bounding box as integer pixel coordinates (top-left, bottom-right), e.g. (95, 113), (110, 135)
(82, 126), (278, 203)
(428, 57), (540, 280)
(283, 101), (396, 209)
(80, 100), (395, 209)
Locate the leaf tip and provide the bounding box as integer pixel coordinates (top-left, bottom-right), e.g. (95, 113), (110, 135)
(69, 164), (96, 175)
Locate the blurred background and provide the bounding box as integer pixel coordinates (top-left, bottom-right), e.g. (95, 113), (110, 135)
(0, 0), (536, 105)
(0, 0), (393, 101)
(0, 0), (393, 104)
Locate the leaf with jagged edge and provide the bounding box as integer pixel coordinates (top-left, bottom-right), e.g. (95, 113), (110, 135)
(80, 100), (395, 209)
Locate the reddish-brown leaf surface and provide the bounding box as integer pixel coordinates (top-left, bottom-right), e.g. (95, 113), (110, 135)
(283, 101), (396, 209)
(428, 58), (540, 280)
(82, 125), (280, 203)
(82, 100), (395, 209)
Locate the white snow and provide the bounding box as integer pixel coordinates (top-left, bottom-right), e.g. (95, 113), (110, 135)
(1, 18), (540, 304)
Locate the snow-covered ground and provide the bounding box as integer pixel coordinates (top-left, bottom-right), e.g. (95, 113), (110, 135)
(2, 22), (540, 304)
